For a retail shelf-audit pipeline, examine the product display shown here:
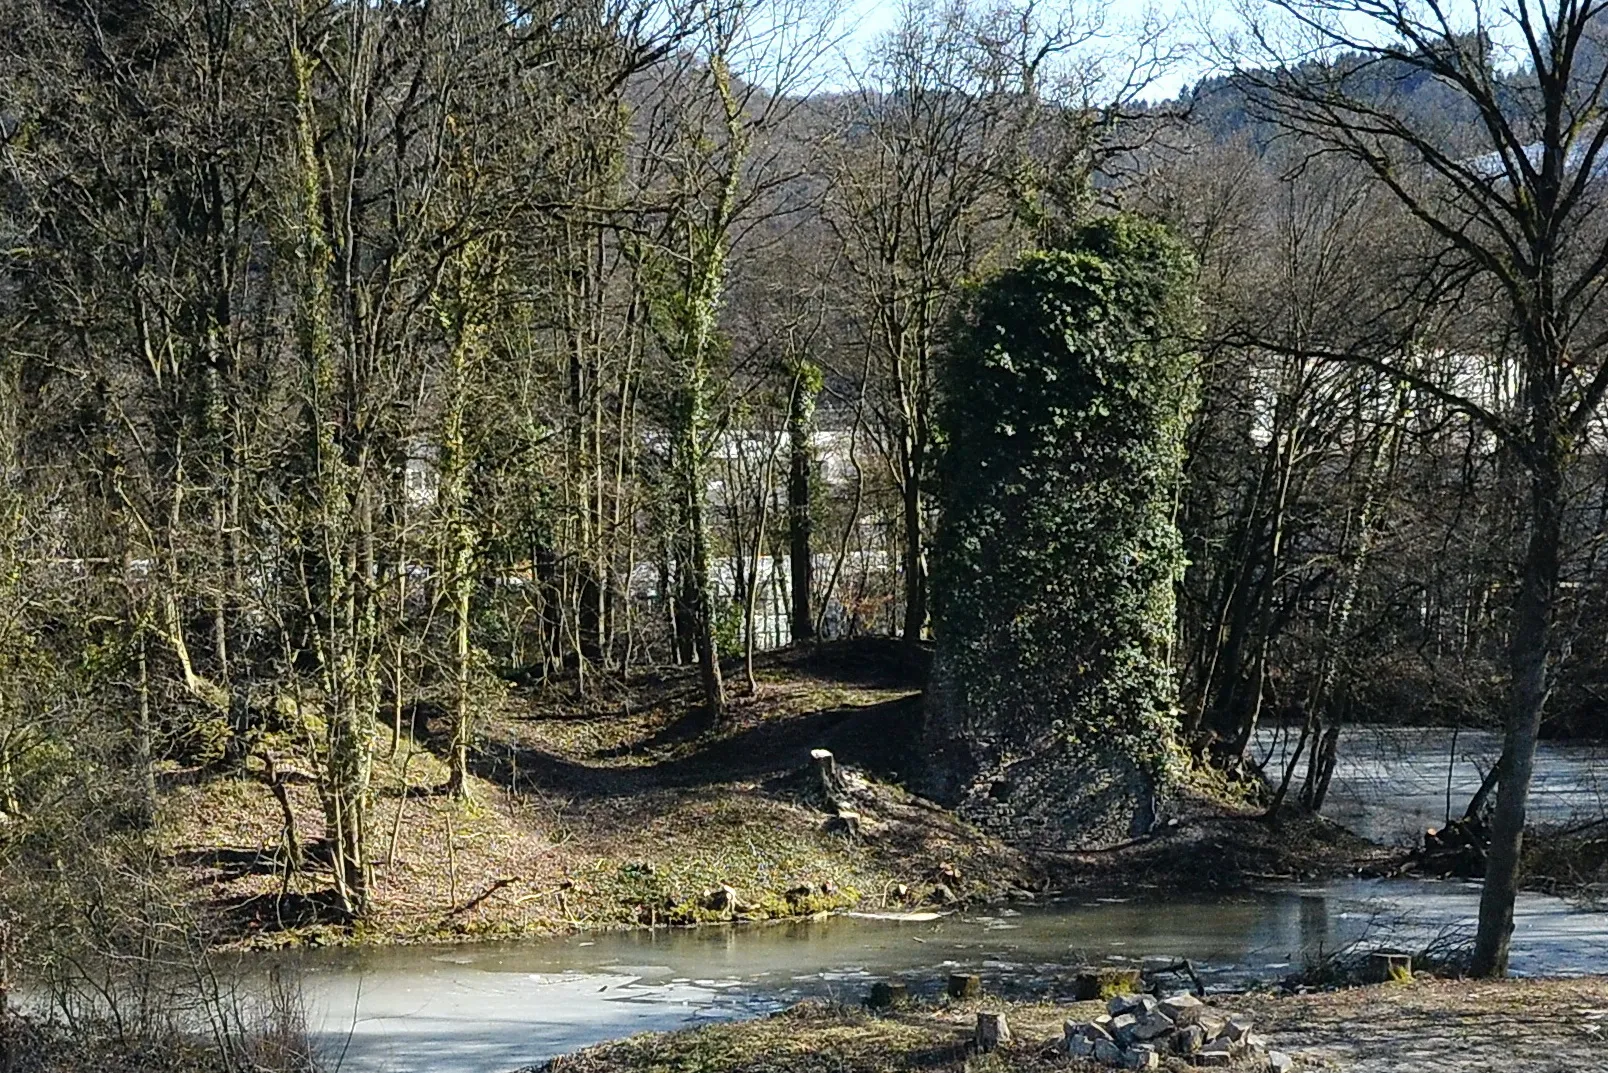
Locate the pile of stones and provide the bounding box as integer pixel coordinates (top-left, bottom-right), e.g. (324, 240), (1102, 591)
(1063, 992), (1293, 1071)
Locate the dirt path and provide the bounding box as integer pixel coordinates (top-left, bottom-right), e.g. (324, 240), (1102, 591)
(1240, 977), (1608, 1071)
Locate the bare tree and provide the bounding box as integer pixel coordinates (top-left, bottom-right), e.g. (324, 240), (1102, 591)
(627, 0), (839, 718)
(1233, 0), (1608, 975)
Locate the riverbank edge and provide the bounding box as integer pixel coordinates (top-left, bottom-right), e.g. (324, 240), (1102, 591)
(208, 797), (1387, 953)
(164, 644), (1465, 956)
(189, 771), (1607, 959)
(529, 976), (1608, 1073)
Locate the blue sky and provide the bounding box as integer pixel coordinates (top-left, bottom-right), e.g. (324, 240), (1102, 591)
(829, 0), (1205, 100)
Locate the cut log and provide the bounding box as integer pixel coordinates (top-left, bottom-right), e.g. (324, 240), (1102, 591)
(1071, 966), (1142, 1000)
(974, 1011), (1010, 1052)
(947, 972), (982, 999)
(866, 981), (907, 1009)
(1367, 951), (1412, 983)
(810, 748), (845, 802)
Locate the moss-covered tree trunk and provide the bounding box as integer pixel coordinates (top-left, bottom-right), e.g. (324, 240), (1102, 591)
(787, 359), (820, 643)
(923, 216), (1198, 849)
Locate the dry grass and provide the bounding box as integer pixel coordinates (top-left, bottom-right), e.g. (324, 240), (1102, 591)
(539, 977), (1608, 1073)
(539, 1002), (1069, 1073)
(160, 643), (1040, 948)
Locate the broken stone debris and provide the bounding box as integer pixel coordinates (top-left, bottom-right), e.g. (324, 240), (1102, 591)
(1064, 992), (1292, 1069)
(1121, 1043), (1158, 1070)
(1160, 992), (1205, 1025)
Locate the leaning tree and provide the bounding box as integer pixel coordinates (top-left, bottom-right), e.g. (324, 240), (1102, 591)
(923, 215), (1198, 847)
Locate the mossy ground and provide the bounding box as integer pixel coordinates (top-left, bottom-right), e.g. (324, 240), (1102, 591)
(161, 642), (1039, 948)
(540, 978), (1608, 1073)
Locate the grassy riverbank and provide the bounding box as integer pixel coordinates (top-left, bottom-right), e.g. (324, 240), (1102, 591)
(162, 643), (1038, 948)
(157, 641), (1379, 949)
(539, 977), (1608, 1073)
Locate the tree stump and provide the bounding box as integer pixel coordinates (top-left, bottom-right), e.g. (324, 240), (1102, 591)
(824, 811), (860, 837)
(866, 981), (908, 1009)
(1367, 951), (1412, 983)
(947, 972), (981, 999)
(1071, 966), (1142, 1000)
(975, 1011), (1011, 1052)
(810, 748), (845, 803)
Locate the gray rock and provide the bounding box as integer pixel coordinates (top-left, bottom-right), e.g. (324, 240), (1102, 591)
(1093, 1039), (1124, 1065)
(1223, 1017), (1254, 1044)
(1159, 992), (1204, 1025)
(974, 1011), (1010, 1053)
(1171, 1024), (1205, 1055)
(1132, 1012), (1174, 1041)
(1268, 1051), (1296, 1072)
(1109, 1013), (1140, 1045)
(1087, 1016), (1114, 1042)
(1108, 993), (1146, 1016)
(1122, 1044), (1159, 1070)
(1066, 1033), (1094, 1059)
(1194, 1052), (1231, 1069)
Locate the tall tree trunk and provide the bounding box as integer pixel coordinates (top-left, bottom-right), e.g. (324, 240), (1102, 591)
(1472, 442), (1562, 976)
(742, 466), (771, 692)
(685, 446), (726, 720)
(440, 337), (476, 800)
(788, 362), (817, 644)
(900, 449), (927, 653)
(289, 34), (375, 916)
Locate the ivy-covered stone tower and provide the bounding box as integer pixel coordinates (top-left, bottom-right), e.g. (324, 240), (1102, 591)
(924, 215), (1198, 848)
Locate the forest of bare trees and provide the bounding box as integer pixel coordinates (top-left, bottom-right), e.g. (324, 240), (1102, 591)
(8, 0), (1608, 1029)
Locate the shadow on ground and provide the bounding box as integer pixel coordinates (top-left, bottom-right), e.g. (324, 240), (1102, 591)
(468, 692), (924, 802)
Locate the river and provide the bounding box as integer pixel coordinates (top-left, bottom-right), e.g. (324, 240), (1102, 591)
(270, 727), (1608, 1073)
(1252, 725), (1608, 843)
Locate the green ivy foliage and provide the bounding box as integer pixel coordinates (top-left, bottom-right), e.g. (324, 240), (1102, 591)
(932, 215), (1199, 782)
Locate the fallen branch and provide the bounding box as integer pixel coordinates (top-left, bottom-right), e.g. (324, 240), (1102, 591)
(1142, 957), (1205, 997)
(447, 875), (521, 918)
